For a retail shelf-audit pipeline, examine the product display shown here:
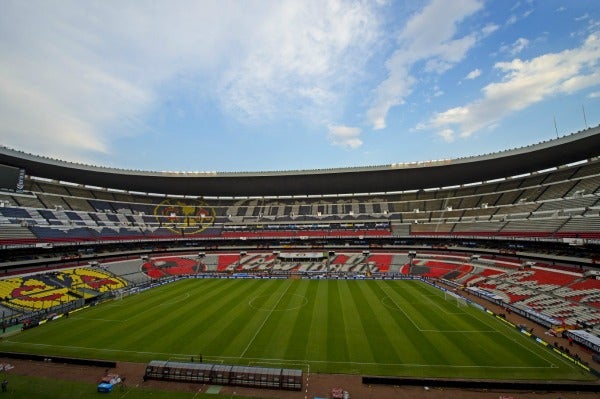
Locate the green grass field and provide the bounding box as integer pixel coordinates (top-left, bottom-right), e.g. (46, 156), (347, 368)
(0, 278), (593, 381)
(0, 375), (256, 399)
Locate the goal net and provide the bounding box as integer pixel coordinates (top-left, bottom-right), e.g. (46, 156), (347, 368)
(114, 289), (131, 300)
(444, 290), (468, 308)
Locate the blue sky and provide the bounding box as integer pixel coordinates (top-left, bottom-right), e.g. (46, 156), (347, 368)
(1, 0), (599, 173)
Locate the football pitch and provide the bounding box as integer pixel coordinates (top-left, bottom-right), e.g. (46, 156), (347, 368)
(0, 278), (593, 381)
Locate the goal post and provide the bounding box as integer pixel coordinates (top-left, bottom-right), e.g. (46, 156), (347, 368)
(114, 289), (130, 300)
(444, 290), (468, 308)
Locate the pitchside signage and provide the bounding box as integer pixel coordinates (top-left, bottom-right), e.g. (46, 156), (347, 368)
(0, 164), (24, 193)
(16, 168), (25, 192)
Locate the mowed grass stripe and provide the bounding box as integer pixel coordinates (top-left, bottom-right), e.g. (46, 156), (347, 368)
(304, 280), (330, 362)
(208, 279), (285, 357)
(243, 280), (305, 360)
(382, 281), (457, 368)
(135, 278), (242, 357)
(411, 283), (571, 379)
(193, 278), (277, 357)
(415, 286), (530, 368)
(326, 281), (350, 362)
(1, 281), (193, 359)
(29, 281), (193, 343)
(111, 282), (211, 352)
(418, 285), (495, 332)
(338, 281), (376, 367)
(418, 284), (556, 368)
(283, 280), (317, 362)
(109, 279), (226, 355)
(391, 282), (555, 375)
(382, 283), (498, 377)
(471, 309), (559, 368)
(352, 281), (403, 365)
(397, 282), (464, 332)
(406, 284), (505, 369)
(359, 281), (412, 364)
(148, 280), (245, 356)
(107, 280), (198, 321)
(368, 281), (426, 363)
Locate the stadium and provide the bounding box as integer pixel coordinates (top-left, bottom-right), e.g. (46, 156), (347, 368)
(0, 124), (599, 398)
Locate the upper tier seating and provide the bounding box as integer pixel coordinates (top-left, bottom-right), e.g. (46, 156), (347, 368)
(0, 157), (598, 243)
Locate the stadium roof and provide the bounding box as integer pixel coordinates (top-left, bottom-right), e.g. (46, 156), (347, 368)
(1, 126), (600, 197)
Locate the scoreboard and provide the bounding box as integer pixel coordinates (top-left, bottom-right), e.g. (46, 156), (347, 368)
(0, 164), (24, 193)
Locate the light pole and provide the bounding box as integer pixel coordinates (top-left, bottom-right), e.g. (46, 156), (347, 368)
(408, 251), (416, 275)
(327, 251), (335, 277)
(197, 252), (205, 275)
(238, 251), (246, 272)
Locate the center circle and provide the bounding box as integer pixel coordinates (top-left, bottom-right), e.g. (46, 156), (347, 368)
(248, 293), (308, 311)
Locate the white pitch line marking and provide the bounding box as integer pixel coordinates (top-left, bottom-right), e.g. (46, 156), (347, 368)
(1, 341), (557, 370)
(240, 280), (293, 358)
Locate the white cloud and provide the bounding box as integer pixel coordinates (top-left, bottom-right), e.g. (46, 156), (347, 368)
(418, 33), (600, 140)
(367, 0), (485, 130)
(226, 0), (382, 135)
(503, 5), (533, 28)
(481, 23), (500, 36)
(465, 69), (482, 80)
(0, 2), (164, 161)
(0, 1), (230, 161)
(501, 37), (529, 56)
(328, 125), (363, 149)
(588, 91), (600, 98)
(512, 38), (529, 55)
(439, 128), (455, 142)
(0, 1), (382, 161)
(0, 69), (113, 162)
(219, 1), (381, 124)
(575, 13), (590, 22)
